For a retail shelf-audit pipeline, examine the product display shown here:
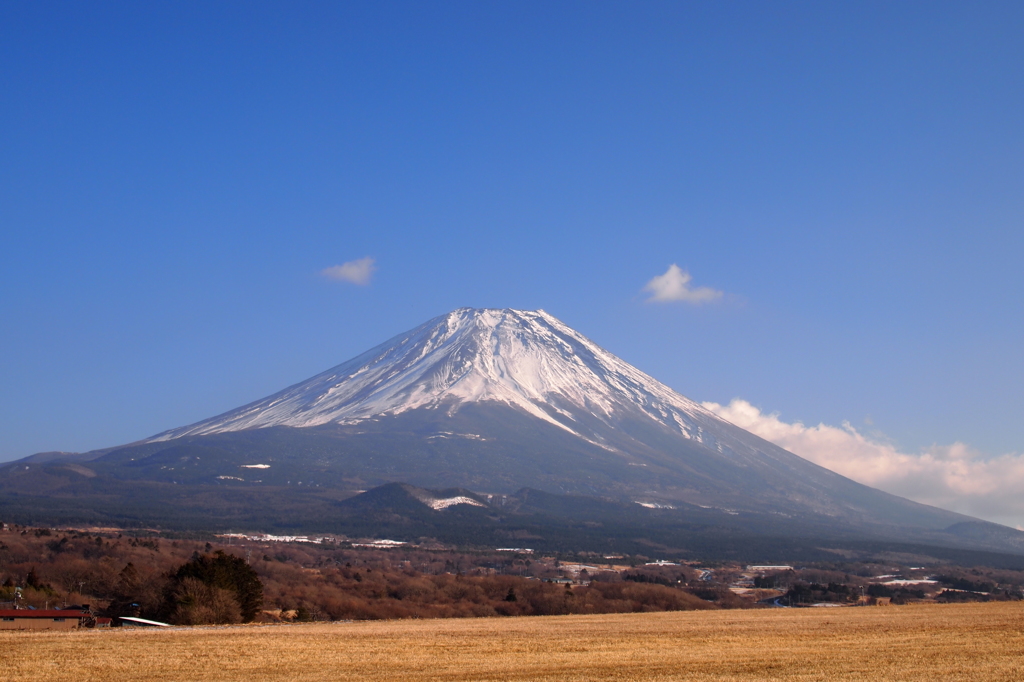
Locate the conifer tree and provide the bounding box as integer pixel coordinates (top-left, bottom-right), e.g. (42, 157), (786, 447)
(165, 550), (263, 622)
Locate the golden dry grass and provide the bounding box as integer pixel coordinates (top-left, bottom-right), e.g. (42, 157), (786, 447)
(4, 602), (1023, 681)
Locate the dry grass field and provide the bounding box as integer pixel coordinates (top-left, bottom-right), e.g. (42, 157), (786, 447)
(4, 602), (1023, 681)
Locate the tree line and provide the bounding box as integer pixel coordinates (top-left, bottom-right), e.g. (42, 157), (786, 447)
(0, 525), (723, 624)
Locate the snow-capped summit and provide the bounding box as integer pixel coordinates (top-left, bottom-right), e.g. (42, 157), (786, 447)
(151, 308), (718, 443)
(143, 306), (949, 527)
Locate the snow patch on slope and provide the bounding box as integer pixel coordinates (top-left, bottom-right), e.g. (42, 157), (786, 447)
(423, 496), (487, 511)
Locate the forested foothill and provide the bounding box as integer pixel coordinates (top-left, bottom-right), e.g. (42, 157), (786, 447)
(1, 523), (1021, 626)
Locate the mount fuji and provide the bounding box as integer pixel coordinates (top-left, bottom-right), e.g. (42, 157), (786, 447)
(150, 307), (715, 446)
(3, 308), (1022, 559)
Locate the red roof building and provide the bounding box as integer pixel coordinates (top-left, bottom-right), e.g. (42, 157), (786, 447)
(0, 609), (93, 630)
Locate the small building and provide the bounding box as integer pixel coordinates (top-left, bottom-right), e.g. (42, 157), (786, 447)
(0, 609), (92, 630)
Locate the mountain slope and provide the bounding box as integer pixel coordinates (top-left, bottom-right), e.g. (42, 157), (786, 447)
(3, 307), (1022, 556)
(139, 307), (971, 526)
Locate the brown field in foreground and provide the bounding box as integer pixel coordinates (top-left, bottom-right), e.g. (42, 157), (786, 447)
(5, 602), (1024, 681)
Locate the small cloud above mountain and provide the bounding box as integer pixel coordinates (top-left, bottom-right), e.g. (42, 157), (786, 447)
(643, 264), (722, 304)
(321, 257), (376, 285)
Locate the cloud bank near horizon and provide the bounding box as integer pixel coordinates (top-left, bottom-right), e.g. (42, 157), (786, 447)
(702, 398), (1024, 530)
(643, 264), (723, 304)
(321, 257), (376, 285)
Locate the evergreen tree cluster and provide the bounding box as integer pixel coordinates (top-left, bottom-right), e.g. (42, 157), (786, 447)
(163, 550), (263, 624)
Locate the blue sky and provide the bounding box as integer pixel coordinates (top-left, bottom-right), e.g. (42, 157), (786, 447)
(2, 3), (1022, 522)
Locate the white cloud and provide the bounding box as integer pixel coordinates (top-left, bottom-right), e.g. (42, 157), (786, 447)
(321, 257), (376, 286)
(643, 264), (723, 304)
(702, 398), (1024, 529)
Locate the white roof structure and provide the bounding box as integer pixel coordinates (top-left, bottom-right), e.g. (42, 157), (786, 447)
(119, 616), (171, 627)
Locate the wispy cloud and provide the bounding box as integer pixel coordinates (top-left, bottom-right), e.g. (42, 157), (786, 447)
(321, 257), (376, 286)
(703, 398), (1024, 529)
(643, 264), (723, 304)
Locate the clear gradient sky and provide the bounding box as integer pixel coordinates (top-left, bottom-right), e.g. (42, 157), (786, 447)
(2, 3), (1022, 524)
